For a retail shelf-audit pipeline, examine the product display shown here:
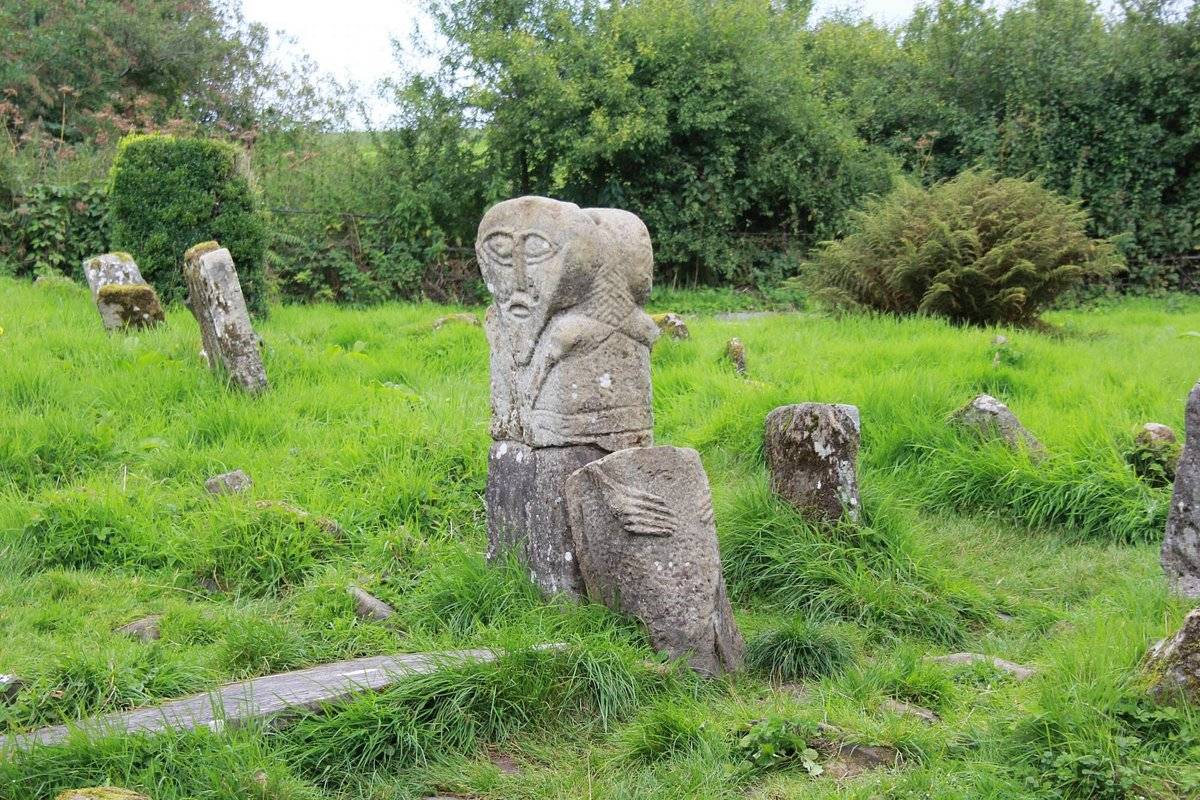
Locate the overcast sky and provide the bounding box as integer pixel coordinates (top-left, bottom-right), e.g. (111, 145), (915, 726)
(242, 0), (925, 125)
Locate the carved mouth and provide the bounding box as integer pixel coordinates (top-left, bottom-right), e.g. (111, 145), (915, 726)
(507, 303), (531, 319)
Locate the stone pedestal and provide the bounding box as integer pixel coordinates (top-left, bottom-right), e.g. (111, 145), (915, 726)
(1164, 381), (1200, 597)
(486, 441), (606, 597)
(184, 242), (268, 394)
(764, 403), (861, 524)
(565, 446), (744, 676)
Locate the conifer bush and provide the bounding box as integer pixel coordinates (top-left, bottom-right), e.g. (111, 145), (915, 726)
(804, 170), (1123, 325)
(108, 134), (268, 314)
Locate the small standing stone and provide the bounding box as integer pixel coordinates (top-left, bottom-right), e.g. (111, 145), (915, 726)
(205, 469), (253, 495)
(116, 615), (162, 642)
(1164, 381), (1200, 597)
(82, 253), (164, 332)
(1, 673), (23, 704)
(725, 337), (747, 375)
(651, 312), (689, 340)
(349, 585), (396, 622)
(1143, 607), (1200, 705)
(764, 403), (861, 524)
(1138, 423), (1177, 447)
(951, 394), (1044, 455)
(566, 445), (744, 676)
(184, 242), (268, 393)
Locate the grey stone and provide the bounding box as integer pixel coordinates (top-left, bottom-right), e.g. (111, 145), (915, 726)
(183, 242), (268, 394)
(725, 337), (747, 375)
(1138, 422), (1177, 447)
(486, 441), (605, 597)
(951, 394), (1044, 455)
(205, 469), (253, 495)
(1, 673), (23, 704)
(926, 652), (1035, 681)
(96, 284), (165, 332)
(116, 615), (162, 642)
(348, 585), (395, 622)
(1164, 381), (1200, 597)
(566, 446), (744, 676)
(651, 312), (689, 340)
(255, 499), (343, 537)
(56, 791), (149, 800)
(432, 313), (480, 330)
(764, 403), (861, 524)
(880, 698), (939, 724)
(1144, 607), (1200, 705)
(478, 197), (657, 451)
(82, 253), (144, 300)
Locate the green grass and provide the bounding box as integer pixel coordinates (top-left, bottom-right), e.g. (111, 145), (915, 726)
(1, 277), (1199, 798)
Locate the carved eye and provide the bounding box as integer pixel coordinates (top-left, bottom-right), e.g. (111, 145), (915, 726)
(483, 233), (514, 264)
(522, 233), (555, 264)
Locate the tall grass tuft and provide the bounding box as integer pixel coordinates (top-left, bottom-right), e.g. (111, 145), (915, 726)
(744, 618), (856, 683)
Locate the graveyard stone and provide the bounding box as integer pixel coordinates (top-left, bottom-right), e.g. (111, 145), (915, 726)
(205, 469), (253, 495)
(764, 403), (861, 524)
(651, 312), (689, 340)
(1164, 381), (1200, 597)
(565, 445), (744, 675)
(726, 337), (747, 375)
(951, 394), (1044, 455)
(82, 253), (144, 300)
(96, 284), (165, 331)
(183, 242), (268, 393)
(1144, 607), (1200, 705)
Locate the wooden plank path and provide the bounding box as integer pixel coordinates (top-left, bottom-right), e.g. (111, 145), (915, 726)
(2, 646), (548, 754)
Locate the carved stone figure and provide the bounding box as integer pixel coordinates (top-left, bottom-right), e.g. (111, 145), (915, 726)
(565, 446), (744, 675)
(184, 242), (268, 394)
(1164, 380), (1200, 597)
(765, 403), (861, 524)
(479, 197), (658, 597)
(82, 253), (164, 331)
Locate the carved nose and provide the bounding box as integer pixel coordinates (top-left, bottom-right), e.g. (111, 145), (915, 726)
(513, 247), (529, 288)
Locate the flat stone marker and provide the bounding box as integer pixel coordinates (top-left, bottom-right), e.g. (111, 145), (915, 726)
(764, 403), (861, 524)
(478, 196), (658, 598)
(566, 446), (744, 676)
(1164, 380), (1200, 597)
(184, 242), (268, 394)
(82, 253), (164, 332)
(205, 469), (253, 495)
(0, 647), (545, 753)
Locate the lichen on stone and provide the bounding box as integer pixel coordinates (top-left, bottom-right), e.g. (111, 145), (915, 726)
(184, 240), (222, 262)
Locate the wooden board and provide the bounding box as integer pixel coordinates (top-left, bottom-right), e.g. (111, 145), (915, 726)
(1, 647), (528, 754)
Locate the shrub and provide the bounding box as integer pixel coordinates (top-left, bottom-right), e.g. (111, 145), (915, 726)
(804, 170), (1123, 326)
(107, 134), (268, 314)
(745, 618), (856, 683)
(0, 183), (108, 279)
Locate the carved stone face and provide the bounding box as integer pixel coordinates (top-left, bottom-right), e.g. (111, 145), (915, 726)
(477, 197), (599, 364)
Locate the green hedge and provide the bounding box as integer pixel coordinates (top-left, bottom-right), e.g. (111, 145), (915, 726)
(107, 135), (267, 314)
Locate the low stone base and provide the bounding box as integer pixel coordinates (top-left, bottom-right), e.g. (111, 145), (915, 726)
(96, 283), (165, 331)
(486, 441), (606, 599)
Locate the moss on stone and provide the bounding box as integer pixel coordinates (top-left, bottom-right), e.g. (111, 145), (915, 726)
(184, 240), (222, 262)
(96, 283), (165, 330)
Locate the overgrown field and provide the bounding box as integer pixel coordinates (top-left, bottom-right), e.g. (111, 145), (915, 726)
(1, 277), (1198, 799)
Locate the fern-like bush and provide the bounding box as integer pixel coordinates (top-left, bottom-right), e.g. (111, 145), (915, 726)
(804, 170), (1123, 325)
(108, 134), (267, 314)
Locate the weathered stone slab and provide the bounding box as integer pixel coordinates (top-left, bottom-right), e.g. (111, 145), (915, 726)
(204, 469), (253, 495)
(486, 441), (606, 597)
(57, 790), (149, 800)
(725, 337), (747, 375)
(925, 652), (1035, 681)
(1144, 607), (1200, 705)
(566, 446), (744, 676)
(183, 242), (268, 394)
(116, 615), (162, 642)
(0, 646), (557, 753)
(478, 197), (657, 452)
(764, 403), (861, 524)
(1164, 381), (1200, 597)
(951, 394), (1044, 455)
(349, 585), (395, 622)
(96, 284), (165, 331)
(82, 253), (144, 300)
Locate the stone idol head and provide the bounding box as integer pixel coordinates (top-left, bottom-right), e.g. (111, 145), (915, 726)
(476, 196), (652, 364)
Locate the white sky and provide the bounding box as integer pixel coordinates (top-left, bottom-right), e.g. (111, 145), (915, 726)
(241, 0), (924, 125)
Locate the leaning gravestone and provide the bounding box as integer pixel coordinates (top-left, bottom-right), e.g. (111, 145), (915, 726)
(82, 253), (165, 331)
(1163, 380), (1200, 597)
(184, 242), (268, 394)
(565, 446), (744, 676)
(765, 403), (861, 524)
(478, 196), (659, 598)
